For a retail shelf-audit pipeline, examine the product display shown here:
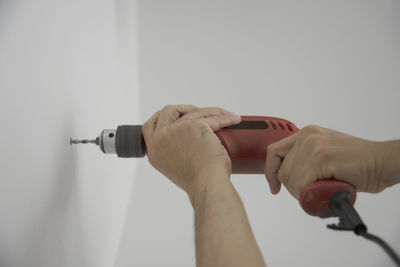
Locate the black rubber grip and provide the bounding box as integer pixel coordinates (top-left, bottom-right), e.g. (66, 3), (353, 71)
(115, 125), (146, 158)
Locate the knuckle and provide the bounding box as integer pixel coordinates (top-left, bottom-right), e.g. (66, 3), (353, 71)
(210, 119), (222, 130)
(301, 125), (323, 136)
(266, 147), (277, 164)
(198, 120), (211, 135)
(197, 118), (210, 126)
(302, 133), (320, 147)
(162, 105), (181, 116)
(162, 105), (173, 111)
(219, 115), (232, 125)
(188, 110), (201, 118)
(161, 105), (177, 118)
(172, 110), (181, 119)
(303, 132), (328, 149)
(267, 143), (277, 153)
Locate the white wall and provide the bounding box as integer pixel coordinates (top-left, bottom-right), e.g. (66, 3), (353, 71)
(116, 1), (400, 267)
(0, 1), (139, 267)
(1, 1), (399, 267)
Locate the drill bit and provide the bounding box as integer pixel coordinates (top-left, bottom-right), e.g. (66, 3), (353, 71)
(70, 138), (98, 145)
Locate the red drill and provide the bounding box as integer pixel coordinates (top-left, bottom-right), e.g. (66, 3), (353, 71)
(71, 115), (356, 217)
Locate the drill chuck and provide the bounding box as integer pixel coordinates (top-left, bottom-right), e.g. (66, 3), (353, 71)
(98, 129), (117, 154)
(72, 125), (146, 157)
(114, 125), (146, 157)
(101, 125), (146, 157)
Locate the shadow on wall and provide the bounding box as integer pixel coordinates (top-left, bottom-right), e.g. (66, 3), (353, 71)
(20, 121), (89, 267)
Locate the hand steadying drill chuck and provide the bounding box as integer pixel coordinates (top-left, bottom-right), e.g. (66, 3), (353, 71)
(71, 116), (399, 266)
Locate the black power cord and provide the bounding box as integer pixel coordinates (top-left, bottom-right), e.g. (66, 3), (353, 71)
(326, 191), (400, 266)
(358, 231), (400, 266)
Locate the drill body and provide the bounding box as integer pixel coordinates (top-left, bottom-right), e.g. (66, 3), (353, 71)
(72, 116), (355, 217)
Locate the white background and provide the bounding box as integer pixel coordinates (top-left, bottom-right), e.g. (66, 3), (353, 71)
(1, 1), (400, 267)
(0, 1), (140, 266)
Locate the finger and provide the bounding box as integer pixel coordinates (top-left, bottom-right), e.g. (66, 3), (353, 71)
(180, 107), (238, 120)
(142, 110), (161, 146)
(277, 148), (297, 197)
(264, 170), (281, 194)
(288, 167), (318, 200)
(198, 113), (241, 132)
(156, 105), (198, 131)
(265, 133), (298, 194)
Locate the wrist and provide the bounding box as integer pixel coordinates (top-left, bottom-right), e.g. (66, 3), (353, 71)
(189, 165), (232, 208)
(378, 140), (400, 190)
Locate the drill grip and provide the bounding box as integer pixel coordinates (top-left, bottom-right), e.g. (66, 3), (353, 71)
(209, 116), (358, 217)
(299, 179), (356, 217)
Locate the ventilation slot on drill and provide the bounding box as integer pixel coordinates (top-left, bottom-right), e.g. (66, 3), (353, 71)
(278, 121), (285, 130)
(286, 123), (293, 132)
(270, 121), (277, 130)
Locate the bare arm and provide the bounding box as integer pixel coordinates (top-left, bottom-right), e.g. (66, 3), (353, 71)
(142, 105), (266, 267)
(265, 125), (400, 198)
(192, 168), (266, 267)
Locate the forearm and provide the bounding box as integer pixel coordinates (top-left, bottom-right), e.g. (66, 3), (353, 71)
(191, 169), (266, 267)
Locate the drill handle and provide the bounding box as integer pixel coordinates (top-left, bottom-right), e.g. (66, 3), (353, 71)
(299, 179), (356, 218)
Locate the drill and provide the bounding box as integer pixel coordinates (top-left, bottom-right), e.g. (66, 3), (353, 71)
(71, 116), (399, 266)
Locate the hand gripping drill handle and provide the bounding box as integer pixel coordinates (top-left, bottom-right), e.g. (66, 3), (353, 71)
(215, 116), (356, 218)
(107, 116), (356, 217)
